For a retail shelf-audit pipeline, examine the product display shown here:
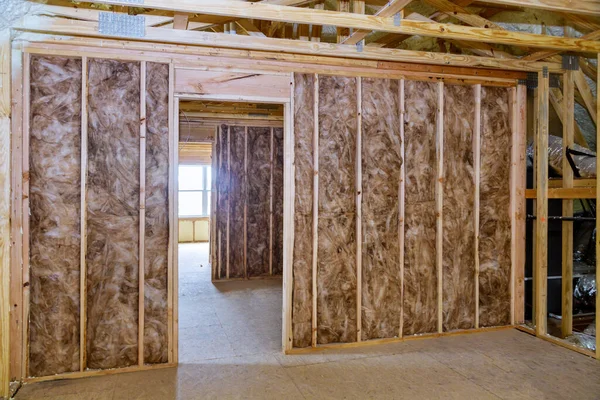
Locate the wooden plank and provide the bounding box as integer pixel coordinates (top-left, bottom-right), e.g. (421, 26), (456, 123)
(244, 126), (248, 278)
(522, 29), (600, 62)
(311, 2), (324, 42)
(398, 79), (405, 338)
(69, 1), (600, 52)
(356, 77), (362, 342)
(22, 52), (30, 378)
(436, 82), (444, 334)
(343, 0), (413, 45)
(337, 0), (351, 43)
(561, 70), (574, 339)
(138, 61), (147, 366)
(283, 80), (294, 352)
(476, 0), (600, 17)
(535, 68), (549, 337)
(549, 87), (588, 148)
(173, 13), (189, 30)
(524, 188), (596, 199)
(421, 0), (503, 30)
(9, 43), (23, 383)
(172, 97), (180, 364)
(175, 70), (290, 99)
(512, 84), (527, 325)
(312, 74), (318, 348)
(0, 29), (10, 400)
(574, 69), (597, 125)
(79, 56), (88, 372)
(473, 84), (481, 330)
(167, 63), (175, 363)
(15, 18), (569, 72)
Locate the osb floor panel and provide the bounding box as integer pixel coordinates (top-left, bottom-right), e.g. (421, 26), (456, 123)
(16, 325), (600, 399)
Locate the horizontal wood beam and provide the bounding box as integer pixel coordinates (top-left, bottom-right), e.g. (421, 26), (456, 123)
(16, 17), (562, 72)
(71, 0), (600, 53)
(480, 0), (600, 17)
(548, 178), (596, 188)
(525, 187), (596, 199)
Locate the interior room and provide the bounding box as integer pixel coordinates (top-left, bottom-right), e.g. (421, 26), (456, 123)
(177, 100), (284, 362)
(1, 0), (599, 399)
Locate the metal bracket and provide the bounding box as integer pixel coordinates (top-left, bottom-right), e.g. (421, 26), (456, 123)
(542, 66), (549, 78)
(356, 40), (364, 53)
(562, 54), (579, 71)
(394, 13), (402, 26)
(518, 79), (527, 86)
(99, 12), (145, 38)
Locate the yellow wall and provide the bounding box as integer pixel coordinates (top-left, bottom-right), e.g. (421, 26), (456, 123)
(179, 218), (210, 243)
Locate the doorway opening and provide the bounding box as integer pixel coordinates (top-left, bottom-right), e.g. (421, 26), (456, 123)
(176, 100), (284, 362)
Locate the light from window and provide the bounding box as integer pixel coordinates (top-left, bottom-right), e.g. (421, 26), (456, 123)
(178, 165), (211, 217)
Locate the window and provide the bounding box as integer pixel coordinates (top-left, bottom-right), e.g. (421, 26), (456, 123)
(179, 165), (211, 217)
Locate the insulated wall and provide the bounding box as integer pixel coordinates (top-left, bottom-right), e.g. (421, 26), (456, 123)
(27, 56), (172, 377)
(212, 124), (284, 280)
(291, 74), (514, 348)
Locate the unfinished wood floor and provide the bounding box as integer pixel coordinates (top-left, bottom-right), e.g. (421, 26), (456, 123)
(14, 245), (600, 399)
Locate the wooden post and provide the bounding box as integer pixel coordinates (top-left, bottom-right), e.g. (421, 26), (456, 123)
(311, 74), (319, 348)
(473, 84), (481, 329)
(561, 70), (574, 339)
(512, 84), (527, 325)
(398, 78), (405, 338)
(337, 1), (350, 43)
(79, 56), (88, 372)
(356, 77), (362, 342)
(21, 52), (31, 378)
(171, 95), (180, 364)
(282, 73), (294, 352)
(0, 29), (11, 400)
(535, 68), (549, 337)
(436, 82), (444, 334)
(167, 63), (175, 364)
(9, 43), (23, 384)
(226, 125), (231, 279)
(138, 61), (147, 366)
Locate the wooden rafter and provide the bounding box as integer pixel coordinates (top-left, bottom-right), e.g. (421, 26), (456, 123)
(478, 0), (600, 17)
(68, 0), (600, 53)
(343, 0), (413, 45)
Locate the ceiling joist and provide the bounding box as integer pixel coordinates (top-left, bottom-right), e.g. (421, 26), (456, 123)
(16, 16), (562, 72)
(66, 0), (600, 53)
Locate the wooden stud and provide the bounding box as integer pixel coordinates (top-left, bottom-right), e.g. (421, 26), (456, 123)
(226, 125), (231, 279)
(436, 81), (444, 334)
(473, 84), (481, 330)
(173, 13), (189, 30)
(172, 95), (180, 364)
(337, 0), (350, 43)
(311, 73), (319, 348)
(9, 43), (23, 383)
(512, 84), (527, 325)
(356, 77), (362, 342)
(532, 84), (538, 326)
(561, 70), (574, 339)
(398, 78), (405, 339)
(0, 30), (11, 399)
(535, 68), (549, 337)
(138, 61), (147, 366)
(282, 74), (294, 352)
(79, 56), (88, 372)
(167, 62), (175, 363)
(22, 51), (31, 379)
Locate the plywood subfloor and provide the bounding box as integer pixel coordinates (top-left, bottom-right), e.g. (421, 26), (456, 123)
(15, 263), (600, 399)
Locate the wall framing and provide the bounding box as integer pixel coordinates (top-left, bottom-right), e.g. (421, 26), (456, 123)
(9, 30), (599, 393)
